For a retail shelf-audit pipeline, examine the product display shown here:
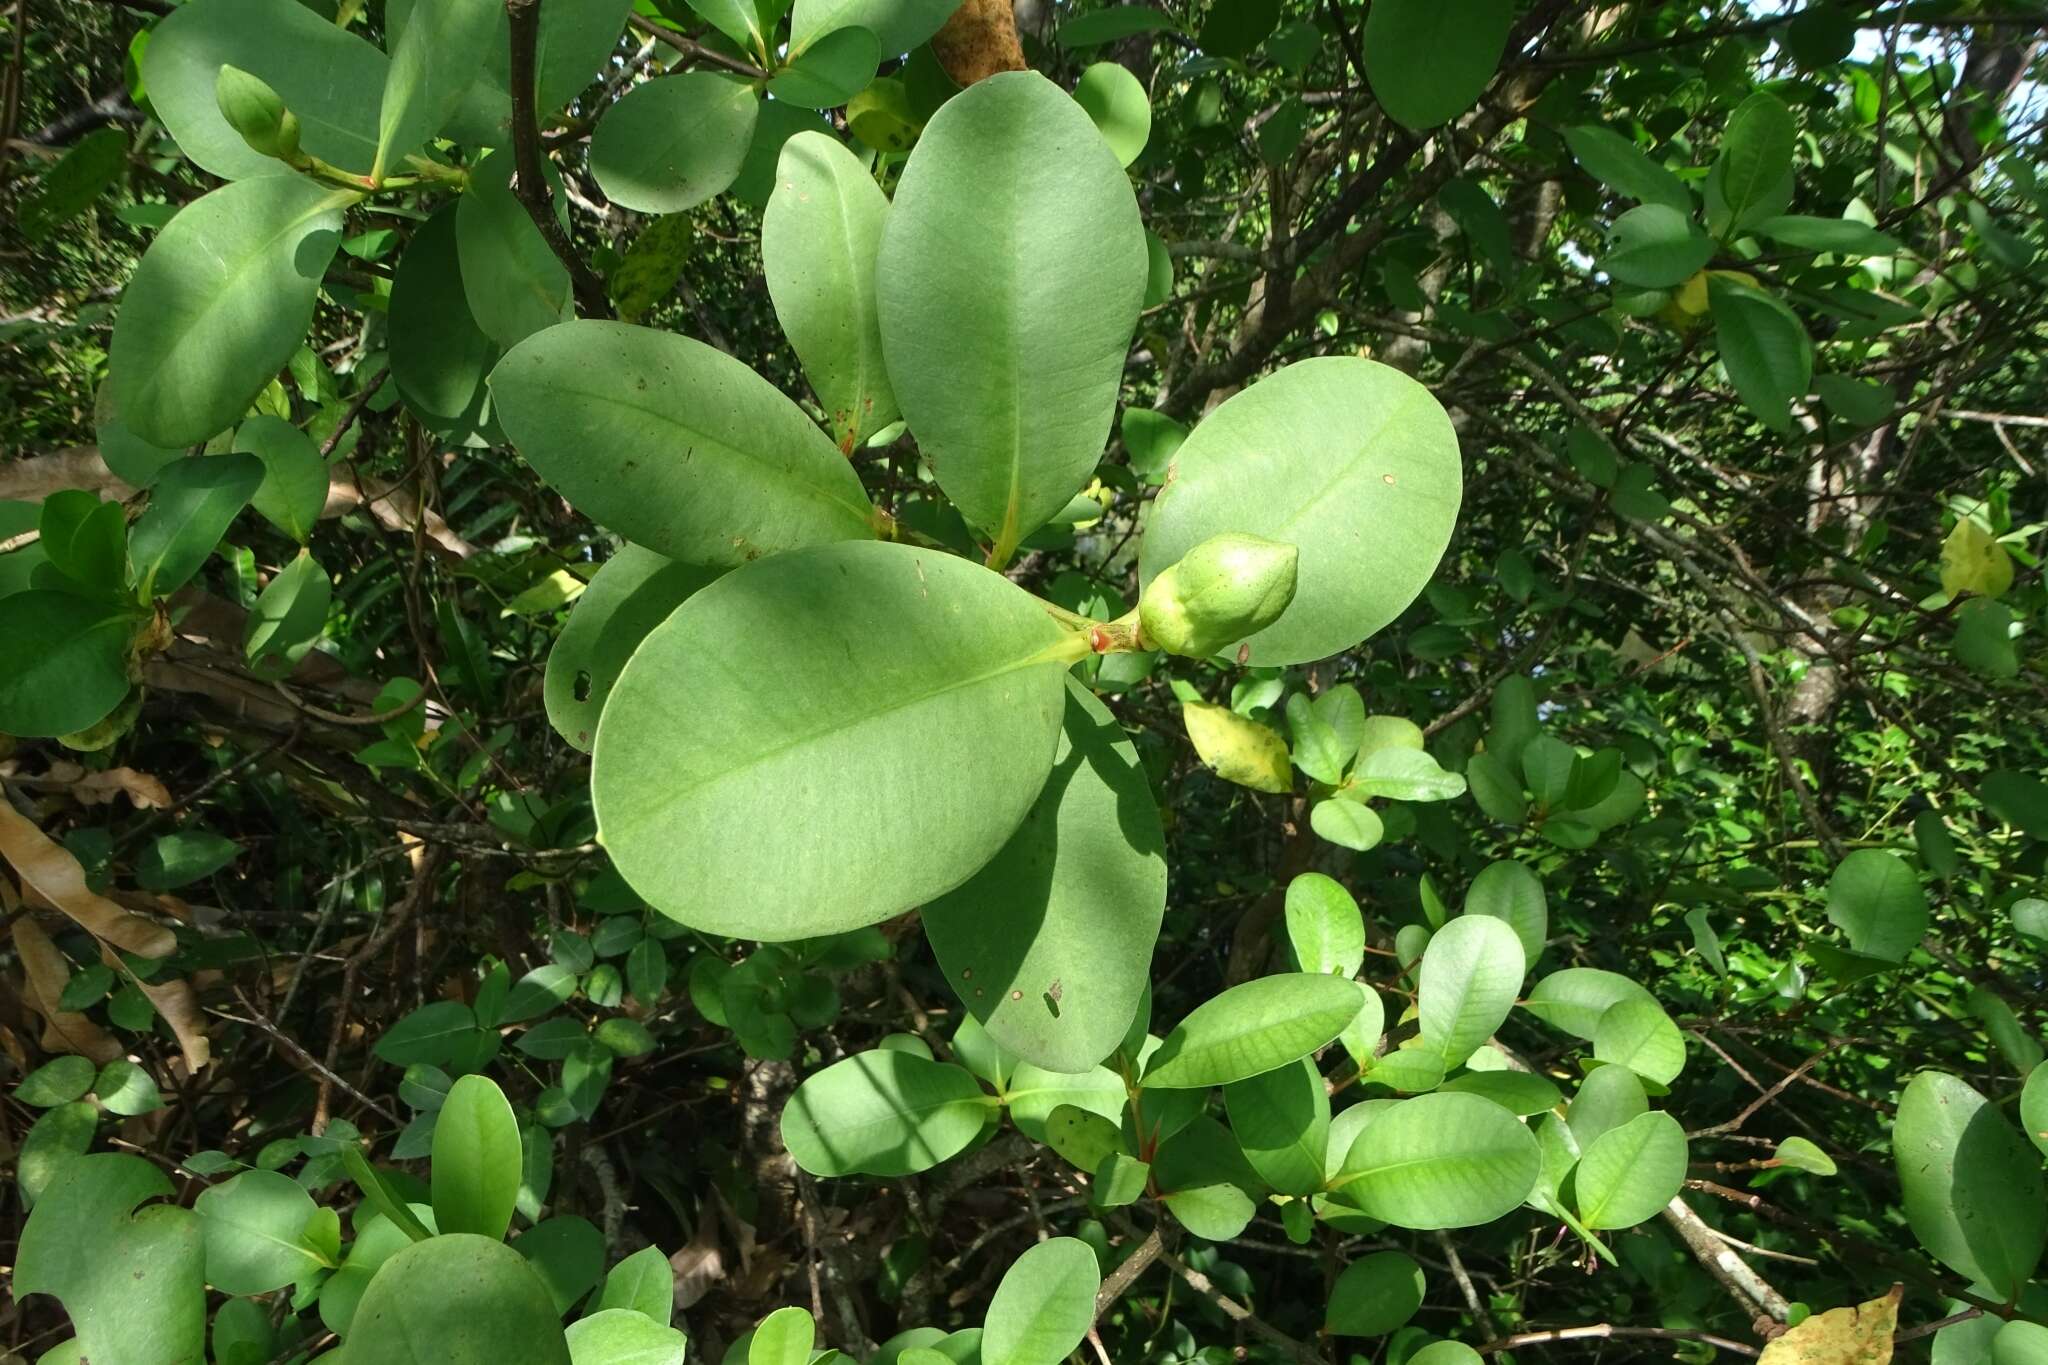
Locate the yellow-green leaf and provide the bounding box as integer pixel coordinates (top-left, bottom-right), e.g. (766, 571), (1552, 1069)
(1182, 701), (1291, 793)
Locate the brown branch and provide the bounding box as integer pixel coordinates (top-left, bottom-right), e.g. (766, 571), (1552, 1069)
(626, 14), (770, 79)
(1154, 1241), (1332, 1365)
(505, 0), (609, 316)
(1475, 1325), (1760, 1357)
(1094, 1225), (1166, 1319)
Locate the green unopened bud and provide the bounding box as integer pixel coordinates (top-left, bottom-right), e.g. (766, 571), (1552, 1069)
(1140, 532), (1298, 658)
(216, 65), (302, 163)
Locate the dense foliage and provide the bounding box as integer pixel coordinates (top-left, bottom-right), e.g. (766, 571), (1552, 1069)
(1, 1), (2045, 1364)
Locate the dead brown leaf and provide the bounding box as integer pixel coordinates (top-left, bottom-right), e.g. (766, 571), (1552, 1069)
(11, 915), (123, 1063)
(0, 798), (177, 957)
(126, 963), (212, 1073)
(1759, 1286), (1903, 1365)
(670, 1217), (727, 1312)
(72, 767), (174, 810)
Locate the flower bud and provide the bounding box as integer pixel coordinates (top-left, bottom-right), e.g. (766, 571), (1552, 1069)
(1140, 532), (1298, 658)
(216, 65), (302, 163)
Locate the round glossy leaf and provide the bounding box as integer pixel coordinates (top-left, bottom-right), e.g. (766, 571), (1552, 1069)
(877, 71), (1145, 560)
(0, 591), (139, 738)
(590, 73), (758, 214)
(595, 1243), (674, 1324)
(341, 1234), (571, 1364)
(790, 0), (963, 56)
(1574, 1110), (1686, 1229)
(457, 151), (571, 349)
(543, 545), (721, 752)
(1825, 849), (1928, 963)
(1417, 914), (1526, 1067)
(232, 416), (328, 543)
(109, 176), (354, 447)
(1327, 1251), (1425, 1336)
(593, 540), (1068, 939)
(1003, 1063), (1125, 1141)
(141, 0), (387, 180)
(1710, 276), (1812, 434)
(1521, 968), (1655, 1040)
(763, 131), (900, 449)
(513, 1216), (604, 1314)
(925, 679), (1165, 1072)
(1894, 1070), (2046, 1300)
(1284, 872), (1364, 979)
(1311, 799), (1383, 850)
(781, 1049), (991, 1176)
(1073, 62), (1149, 167)
(768, 26), (881, 109)
(94, 380), (182, 488)
(1439, 1070), (1562, 1117)
(1223, 1058), (1329, 1196)
(492, 321), (879, 570)
(431, 1075), (522, 1241)
(566, 1309), (686, 1365)
(1140, 357), (1461, 665)
(1335, 1092), (1540, 1228)
(389, 206), (503, 447)
(1591, 999), (1686, 1086)
(1143, 972), (1366, 1089)
(16, 1056), (96, 1108)
(982, 1237), (1100, 1365)
(1363, 0), (1513, 130)
(193, 1169), (324, 1294)
(1565, 1063), (1647, 1147)
(1464, 860), (1547, 965)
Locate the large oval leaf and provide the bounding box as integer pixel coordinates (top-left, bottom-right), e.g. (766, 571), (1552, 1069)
(1362, 0), (1513, 131)
(0, 592), (141, 738)
(566, 1309), (687, 1365)
(192, 1169), (324, 1295)
(1334, 1091), (1539, 1228)
(492, 320), (880, 569)
(389, 206), (503, 447)
(1142, 972), (1366, 1090)
(1894, 1070), (2046, 1300)
(764, 131), (900, 450)
(458, 151), (573, 350)
(589, 73), (758, 214)
(982, 1237), (1101, 1365)
(1574, 1110), (1686, 1229)
(341, 1234), (571, 1363)
(543, 545), (721, 752)
(1825, 848), (1928, 963)
(376, 0), (502, 178)
(141, 0), (387, 180)
(1223, 1057), (1329, 1196)
(1417, 915), (1526, 1067)
(109, 176), (355, 447)
(781, 1050), (992, 1176)
(1463, 859), (1547, 965)
(877, 70), (1145, 562)
(1521, 967), (1655, 1040)
(923, 678), (1167, 1073)
(431, 1075), (522, 1241)
(1139, 357), (1462, 665)
(592, 540), (1069, 939)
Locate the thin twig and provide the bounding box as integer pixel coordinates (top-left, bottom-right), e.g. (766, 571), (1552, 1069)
(505, 0), (609, 315)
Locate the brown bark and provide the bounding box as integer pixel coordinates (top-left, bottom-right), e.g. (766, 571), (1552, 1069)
(932, 0), (1027, 86)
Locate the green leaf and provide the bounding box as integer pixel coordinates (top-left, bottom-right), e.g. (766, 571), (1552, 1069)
(1566, 1064), (1646, 1147)
(1224, 1058), (1329, 1196)
(543, 545), (720, 752)
(1562, 125), (1690, 212)
(130, 453), (265, 596)
(1464, 860), (1547, 964)
(1753, 214), (1902, 256)
(16, 1154), (206, 1365)
(877, 71), (1145, 562)
(432, 1074), (522, 1240)
(1440, 1070), (1562, 1117)
(1954, 598), (2018, 679)
(592, 541), (1067, 939)
(1349, 747), (1467, 803)
(769, 26), (881, 108)
(1984, 771), (2048, 839)
(18, 127), (129, 242)
(763, 131), (901, 450)
(376, 0), (500, 179)
(1774, 1135), (1839, 1175)
(339, 1233), (572, 1363)
(1710, 277), (1812, 432)
(1602, 204), (1715, 288)
(1073, 62), (1150, 167)
(1825, 849), (1928, 963)
(20, 1102), (98, 1209)
(245, 549), (332, 672)
(1196, 0), (1277, 55)
(781, 1049), (992, 1176)
(16, 1056), (96, 1108)
(0, 591), (139, 738)
(751, 1307), (815, 1365)
(1334, 1092), (1540, 1228)
(683, 0), (766, 51)
(193, 1169), (325, 1293)
(1941, 516), (2015, 600)
(1059, 6), (1181, 47)
(2021, 1062), (2048, 1158)
(1716, 92), (1796, 233)
(491, 320), (880, 569)
(109, 176), (355, 447)
(374, 1000), (482, 1066)
(141, 0), (386, 180)
(1591, 998), (1686, 1086)
(589, 73), (758, 213)
(390, 205), (504, 446)
(1182, 700), (1292, 793)
(93, 1059), (163, 1116)
(1161, 1182), (1255, 1240)
(1121, 407), (1187, 483)
(789, 0), (962, 56)
(458, 150), (573, 350)
(1140, 357), (1461, 665)
(609, 213), (695, 325)
(1418, 915), (1526, 1067)
(136, 830), (241, 890)
(1327, 1251), (1425, 1336)
(1893, 1071), (2046, 1300)
(1575, 1110), (1686, 1229)
(1523, 968), (1656, 1040)
(1004, 1062), (1125, 1141)
(567, 1309), (687, 1365)
(924, 679), (1167, 1073)
(1362, 0), (1513, 130)
(1284, 872), (1364, 978)
(1143, 972), (1366, 1089)
(231, 416), (329, 543)
(1042, 1103), (1122, 1172)
(982, 1237), (1100, 1365)
(514, 1216), (605, 1314)
(595, 1243), (674, 1325)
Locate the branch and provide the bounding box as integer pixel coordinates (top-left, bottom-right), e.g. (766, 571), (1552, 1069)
(1093, 1225), (1166, 1318)
(1475, 1325), (1759, 1357)
(1154, 1241), (1332, 1365)
(505, 0), (609, 316)
(626, 14), (770, 79)
(1663, 1196), (1793, 1326)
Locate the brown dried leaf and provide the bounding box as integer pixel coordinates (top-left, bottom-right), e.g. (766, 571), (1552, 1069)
(0, 799), (176, 957)
(11, 916), (123, 1063)
(1759, 1286), (1903, 1365)
(127, 965), (212, 1073)
(669, 1218), (726, 1312)
(71, 767), (174, 810)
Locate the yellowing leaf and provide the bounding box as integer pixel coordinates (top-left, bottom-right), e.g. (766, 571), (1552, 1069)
(1673, 270), (1710, 316)
(1182, 701), (1292, 793)
(1940, 517), (2014, 599)
(1758, 1286), (1902, 1365)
